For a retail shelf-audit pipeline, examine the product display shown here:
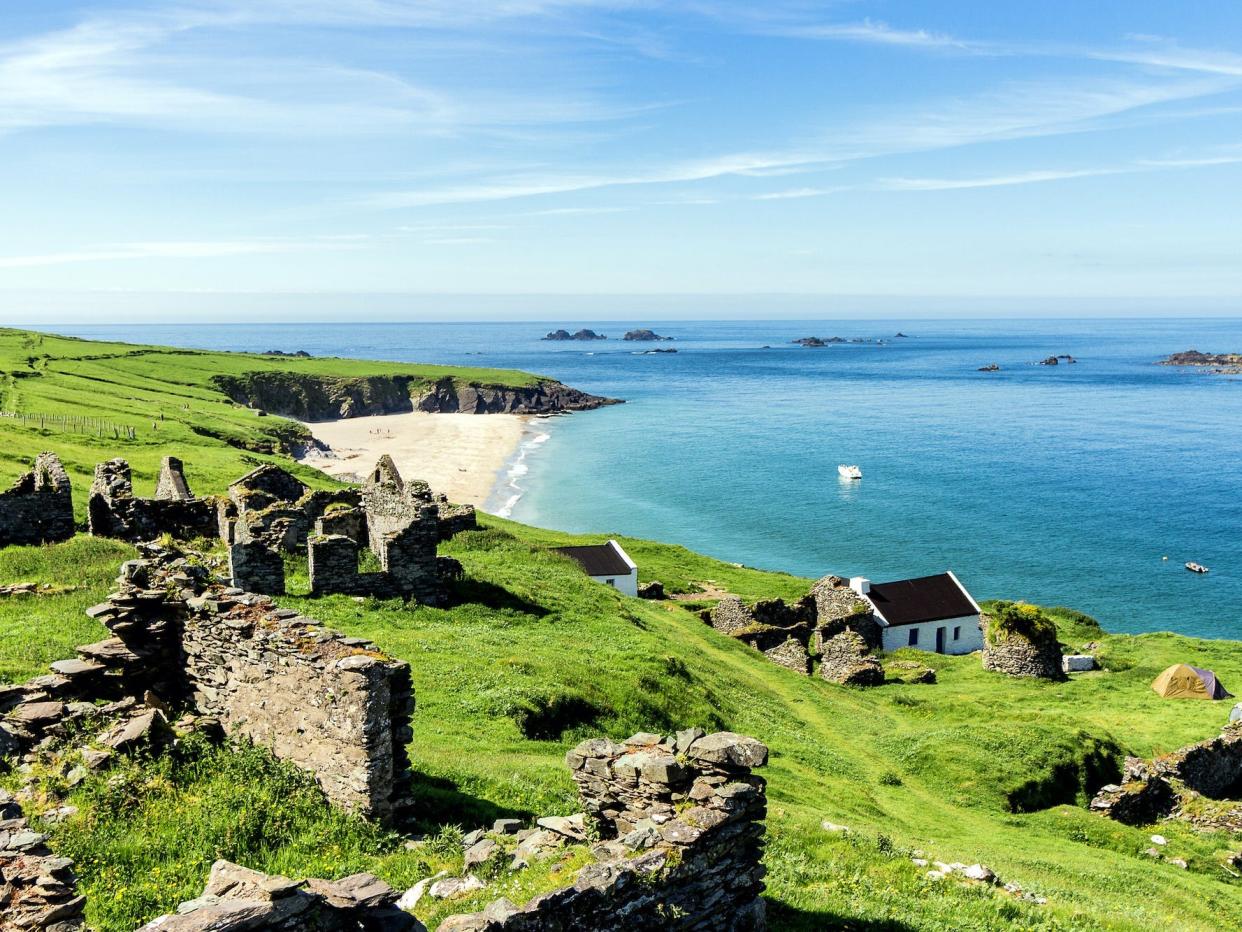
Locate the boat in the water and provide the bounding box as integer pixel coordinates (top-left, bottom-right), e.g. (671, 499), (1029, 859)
(1185, 562), (1210, 574)
(837, 464), (862, 480)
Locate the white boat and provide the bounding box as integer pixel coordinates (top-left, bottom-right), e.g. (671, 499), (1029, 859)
(837, 464), (862, 480)
(1185, 562), (1209, 574)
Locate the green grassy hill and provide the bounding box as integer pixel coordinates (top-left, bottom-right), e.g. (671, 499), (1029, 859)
(3, 524), (1240, 931)
(0, 328), (1239, 930)
(0, 328), (545, 515)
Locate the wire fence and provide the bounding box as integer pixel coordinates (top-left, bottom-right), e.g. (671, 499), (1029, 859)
(0, 411), (138, 440)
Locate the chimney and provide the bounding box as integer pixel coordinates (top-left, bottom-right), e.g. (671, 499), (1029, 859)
(849, 576), (871, 595)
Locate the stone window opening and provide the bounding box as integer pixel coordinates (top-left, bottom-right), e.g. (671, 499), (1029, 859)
(908, 628), (919, 646)
(953, 626), (961, 640)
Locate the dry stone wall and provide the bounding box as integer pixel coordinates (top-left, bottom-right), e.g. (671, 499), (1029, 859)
(0, 452), (74, 547)
(439, 729), (769, 932)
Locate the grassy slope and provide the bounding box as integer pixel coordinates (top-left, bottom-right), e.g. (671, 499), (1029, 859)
(0, 328), (543, 516)
(3, 525), (1240, 931)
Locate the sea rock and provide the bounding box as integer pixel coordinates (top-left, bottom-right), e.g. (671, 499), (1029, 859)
(542, 329), (606, 341)
(978, 363), (1001, 372)
(623, 329), (673, 341)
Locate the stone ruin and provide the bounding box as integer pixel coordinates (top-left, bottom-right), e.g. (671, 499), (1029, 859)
(88, 457), (218, 542)
(0, 790), (85, 930)
(707, 575), (884, 684)
(0, 543), (414, 824)
(981, 613), (1064, 679)
(0, 452), (74, 547)
(136, 860), (419, 931)
(1091, 724), (1242, 831)
(818, 630), (884, 686)
(437, 729), (770, 931)
(219, 458), (472, 603)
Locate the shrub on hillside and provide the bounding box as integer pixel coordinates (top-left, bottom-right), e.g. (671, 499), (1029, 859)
(985, 601), (1059, 645)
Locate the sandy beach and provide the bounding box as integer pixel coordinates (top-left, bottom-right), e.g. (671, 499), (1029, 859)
(297, 412), (530, 506)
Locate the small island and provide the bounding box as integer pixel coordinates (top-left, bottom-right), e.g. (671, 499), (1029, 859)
(978, 363), (1001, 372)
(622, 329), (674, 342)
(543, 328), (607, 341)
(1038, 355), (1076, 366)
(1159, 349), (1242, 375)
(792, 336), (845, 347)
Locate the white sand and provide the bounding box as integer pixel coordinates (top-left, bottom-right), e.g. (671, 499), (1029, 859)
(297, 412), (529, 506)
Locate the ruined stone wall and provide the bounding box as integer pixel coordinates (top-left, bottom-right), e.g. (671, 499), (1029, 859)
(439, 730), (769, 932)
(810, 575), (881, 650)
(76, 548), (414, 824)
(0, 790), (86, 931)
(819, 630), (884, 686)
(88, 458), (216, 543)
(0, 452), (74, 547)
(180, 604), (414, 822)
(229, 540), (286, 595)
(981, 617), (1063, 679)
(1092, 725), (1242, 827)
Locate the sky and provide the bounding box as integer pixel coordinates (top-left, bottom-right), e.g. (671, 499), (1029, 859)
(3, 1), (1242, 320)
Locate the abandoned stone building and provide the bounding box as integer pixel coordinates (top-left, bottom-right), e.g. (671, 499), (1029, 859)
(88, 457), (218, 542)
(0, 451), (74, 547)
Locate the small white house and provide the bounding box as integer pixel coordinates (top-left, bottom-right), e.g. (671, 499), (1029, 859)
(553, 540), (638, 597)
(851, 570), (983, 655)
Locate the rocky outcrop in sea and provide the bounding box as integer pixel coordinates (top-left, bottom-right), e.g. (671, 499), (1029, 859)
(543, 329), (606, 341)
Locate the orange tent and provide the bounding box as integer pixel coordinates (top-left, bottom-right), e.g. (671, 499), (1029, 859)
(1151, 663), (1232, 700)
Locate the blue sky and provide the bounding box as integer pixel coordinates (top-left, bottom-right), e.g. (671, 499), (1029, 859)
(3, 1), (1242, 319)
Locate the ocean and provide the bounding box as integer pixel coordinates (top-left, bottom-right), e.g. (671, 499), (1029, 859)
(41, 319), (1242, 639)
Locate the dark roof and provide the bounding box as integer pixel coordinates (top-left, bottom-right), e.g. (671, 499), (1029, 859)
(867, 573), (977, 627)
(553, 542), (632, 577)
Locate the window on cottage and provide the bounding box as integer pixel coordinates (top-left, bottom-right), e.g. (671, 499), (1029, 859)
(605, 578), (616, 586)
(908, 628), (919, 646)
(953, 626), (961, 640)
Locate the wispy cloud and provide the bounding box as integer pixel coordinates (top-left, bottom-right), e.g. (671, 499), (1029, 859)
(770, 19), (969, 49)
(0, 238), (364, 269)
(750, 187), (841, 200)
(881, 168), (1129, 191)
(880, 146), (1242, 192)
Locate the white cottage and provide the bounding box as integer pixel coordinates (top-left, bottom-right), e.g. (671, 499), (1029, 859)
(851, 571), (983, 655)
(553, 540), (639, 597)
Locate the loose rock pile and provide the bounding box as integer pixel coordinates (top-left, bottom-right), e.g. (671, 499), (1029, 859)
(0, 790), (86, 931)
(136, 859), (422, 931)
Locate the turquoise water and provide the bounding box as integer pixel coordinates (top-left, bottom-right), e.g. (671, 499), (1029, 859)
(45, 319), (1242, 637)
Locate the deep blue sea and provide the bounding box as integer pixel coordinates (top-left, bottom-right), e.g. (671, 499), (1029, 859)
(39, 319), (1242, 639)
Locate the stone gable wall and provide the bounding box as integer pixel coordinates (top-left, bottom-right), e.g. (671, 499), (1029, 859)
(0, 452), (75, 547)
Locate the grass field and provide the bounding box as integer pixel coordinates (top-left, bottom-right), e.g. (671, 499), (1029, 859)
(3, 523), (1240, 931)
(0, 328), (1239, 931)
(0, 327), (544, 515)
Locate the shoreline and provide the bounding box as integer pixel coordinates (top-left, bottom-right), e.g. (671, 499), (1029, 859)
(295, 411), (532, 507)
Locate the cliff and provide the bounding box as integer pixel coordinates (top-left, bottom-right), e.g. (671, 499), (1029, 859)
(212, 372), (621, 421)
